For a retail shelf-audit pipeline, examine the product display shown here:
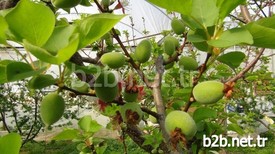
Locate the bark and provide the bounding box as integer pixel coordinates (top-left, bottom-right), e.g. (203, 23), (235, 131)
(0, 0), (19, 10)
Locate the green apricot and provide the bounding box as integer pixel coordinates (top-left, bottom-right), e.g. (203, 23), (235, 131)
(71, 80), (90, 93)
(148, 107), (157, 123)
(123, 92), (138, 102)
(134, 39), (152, 63)
(95, 71), (118, 102)
(163, 36), (179, 56)
(193, 81), (224, 104)
(165, 111), (197, 139)
(40, 93), (65, 127)
(120, 103), (143, 124)
(101, 52), (126, 69)
(179, 56), (198, 71)
(171, 18), (185, 35)
(51, 0), (81, 8)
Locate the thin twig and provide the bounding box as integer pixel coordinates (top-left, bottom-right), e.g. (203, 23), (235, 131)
(240, 5), (252, 23)
(22, 95), (39, 146)
(253, 0), (268, 18)
(0, 112), (10, 133)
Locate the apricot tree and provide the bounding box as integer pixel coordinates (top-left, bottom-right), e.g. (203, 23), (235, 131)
(0, 0), (275, 153)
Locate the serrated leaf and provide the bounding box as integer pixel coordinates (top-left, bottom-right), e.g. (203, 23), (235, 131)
(23, 33), (79, 65)
(245, 16), (275, 49)
(208, 27), (253, 48)
(78, 13), (125, 49)
(148, 0), (192, 15)
(5, 0), (55, 46)
(78, 116), (102, 133)
(217, 51), (245, 69)
(53, 129), (79, 140)
(193, 107), (217, 122)
(227, 123), (245, 135)
(0, 133), (22, 154)
(0, 15), (8, 44)
(217, 0), (246, 20)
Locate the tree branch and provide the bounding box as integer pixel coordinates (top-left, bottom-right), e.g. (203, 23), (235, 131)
(240, 5), (252, 23)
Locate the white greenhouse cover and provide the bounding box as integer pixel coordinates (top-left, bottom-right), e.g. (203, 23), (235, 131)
(60, 0), (172, 44)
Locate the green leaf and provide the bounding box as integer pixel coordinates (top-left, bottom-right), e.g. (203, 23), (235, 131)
(53, 129), (79, 140)
(28, 74), (56, 89)
(217, 0), (246, 20)
(0, 60), (13, 83)
(0, 65), (7, 83)
(217, 51), (245, 69)
(187, 29), (207, 43)
(191, 0), (219, 28)
(23, 33), (79, 64)
(43, 25), (77, 55)
(187, 28), (210, 51)
(0, 133), (22, 154)
(0, 15), (8, 44)
(208, 27), (253, 48)
(0, 60), (46, 84)
(78, 13), (125, 49)
(65, 61), (101, 74)
(227, 123), (245, 135)
(193, 107), (217, 122)
(181, 15), (203, 30)
(80, 0), (92, 6)
(78, 116), (102, 133)
(6, 61), (46, 82)
(5, 0), (55, 46)
(245, 16), (275, 49)
(148, 0), (192, 15)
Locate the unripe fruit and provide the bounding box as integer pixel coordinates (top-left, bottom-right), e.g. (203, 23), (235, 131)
(40, 93), (65, 127)
(100, 52), (126, 69)
(163, 36), (179, 56)
(123, 92), (138, 102)
(148, 107), (157, 123)
(51, 0), (81, 8)
(179, 56), (198, 71)
(120, 103), (143, 124)
(95, 71), (118, 102)
(165, 111), (197, 139)
(134, 39), (152, 63)
(193, 81), (224, 104)
(171, 18), (185, 35)
(71, 80), (90, 93)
